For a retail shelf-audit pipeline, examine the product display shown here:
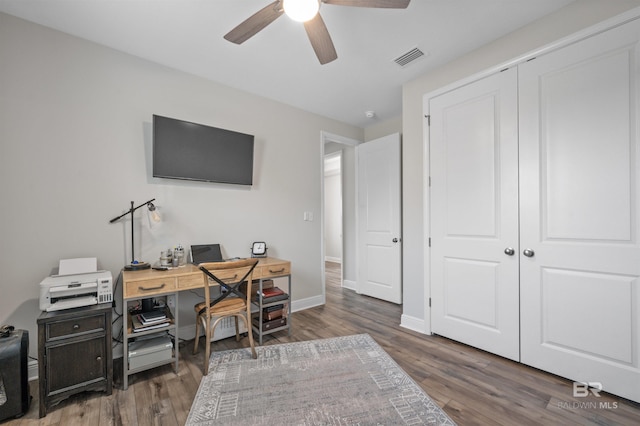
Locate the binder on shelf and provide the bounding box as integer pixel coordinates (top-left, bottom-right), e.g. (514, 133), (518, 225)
(137, 314), (169, 326)
(264, 303), (286, 312)
(264, 308), (285, 321)
(258, 286), (285, 298)
(140, 310), (167, 323)
(131, 317), (170, 333)
(255, 293), (289, 304)
(254, 287), (288, 305)
(262, 303), (287, 314)
(131, 308), (173, 332)
(253, 316), (287, 331)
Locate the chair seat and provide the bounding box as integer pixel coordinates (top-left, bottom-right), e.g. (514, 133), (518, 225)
(194, 297), (246, 317)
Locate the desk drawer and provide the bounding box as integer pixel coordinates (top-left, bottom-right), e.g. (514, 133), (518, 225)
(125, 277), (176, 298)
(47, 314), (106, 340)
(178, 274), (203, 290)
(257, 263), (290, 278)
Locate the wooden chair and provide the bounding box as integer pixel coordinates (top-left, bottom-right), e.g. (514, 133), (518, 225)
(193, 258), (259, 375)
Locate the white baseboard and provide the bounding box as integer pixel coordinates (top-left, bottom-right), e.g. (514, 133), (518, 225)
(400, 314), (428, 335)
(291, 295), (324, 312)
(324, 256), (342, 263)
(342, 279), (356, 291)
(28, 359), (38, 381)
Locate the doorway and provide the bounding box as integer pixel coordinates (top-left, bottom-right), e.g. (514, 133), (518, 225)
(324, 151), (342, 265)
(320, 132), (360, 302)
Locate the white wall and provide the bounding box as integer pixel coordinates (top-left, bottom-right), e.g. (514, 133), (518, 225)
(400, 0), (640, 331)
(323, 158), (341, 262)
(0, 13), (363, 359)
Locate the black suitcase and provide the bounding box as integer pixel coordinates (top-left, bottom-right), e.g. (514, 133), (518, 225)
(0, 329), (30, 420)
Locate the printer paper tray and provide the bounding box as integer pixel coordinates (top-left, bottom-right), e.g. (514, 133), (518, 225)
(47, 296), (97, 311)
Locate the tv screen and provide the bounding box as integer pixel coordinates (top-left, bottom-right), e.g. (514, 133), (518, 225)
(153, 115), (254, 185)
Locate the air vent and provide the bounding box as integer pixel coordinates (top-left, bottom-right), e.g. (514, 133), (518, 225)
(394, 47), (425, 67)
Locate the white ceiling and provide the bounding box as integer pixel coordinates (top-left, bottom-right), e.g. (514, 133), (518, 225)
(0, 0), (575, 128)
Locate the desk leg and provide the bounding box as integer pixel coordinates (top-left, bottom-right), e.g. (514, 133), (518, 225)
(123, 315), (129, 390)
(287, 274), (292, 336)
(258, 279), (264, 345)
(173, 291), (179, 372)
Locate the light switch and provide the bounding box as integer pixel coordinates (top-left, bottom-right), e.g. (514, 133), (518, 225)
(304, 211), (314, 221)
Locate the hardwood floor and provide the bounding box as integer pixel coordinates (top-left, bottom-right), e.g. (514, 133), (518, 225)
(8, 261), (640, 425)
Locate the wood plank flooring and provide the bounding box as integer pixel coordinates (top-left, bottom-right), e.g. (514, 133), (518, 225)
(7, 261), (640, 425)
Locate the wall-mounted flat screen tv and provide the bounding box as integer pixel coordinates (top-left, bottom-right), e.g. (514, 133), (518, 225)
(153, 115), (254, 185)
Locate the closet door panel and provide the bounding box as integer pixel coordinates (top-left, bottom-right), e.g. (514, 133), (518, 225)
(430, 67), (520, 361)
(519, 19), (640, 403)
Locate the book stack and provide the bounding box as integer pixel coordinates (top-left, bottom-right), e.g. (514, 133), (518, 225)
(255, 286), (288, 303)
(131, 309), (171, 333)
(253, 304), (287, 331)
(253, 286), (288, 332)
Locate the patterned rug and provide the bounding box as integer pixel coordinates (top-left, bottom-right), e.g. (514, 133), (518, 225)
(186, 334), (456, 425)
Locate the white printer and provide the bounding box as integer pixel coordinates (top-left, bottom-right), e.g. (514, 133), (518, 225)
(39, 271), (113, 312)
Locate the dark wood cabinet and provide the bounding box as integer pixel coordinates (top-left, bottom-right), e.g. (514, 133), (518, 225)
(37, 304), (112, 418)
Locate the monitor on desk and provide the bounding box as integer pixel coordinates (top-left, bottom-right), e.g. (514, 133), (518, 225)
(190, 244), (224, 264)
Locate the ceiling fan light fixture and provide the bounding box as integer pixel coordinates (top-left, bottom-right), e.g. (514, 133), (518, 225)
(283, 0), (320, 22)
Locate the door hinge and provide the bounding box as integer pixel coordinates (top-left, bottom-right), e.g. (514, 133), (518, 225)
(425, 114), (430, 126)
(428, 237), (431, 247)
(429, 297), (431, 307)
(428, 176), (431, 187)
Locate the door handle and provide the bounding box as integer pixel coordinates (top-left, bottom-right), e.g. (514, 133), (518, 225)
(504, 247), (515, 256)
(392, 238), (400, 243)
(523, 248), (535, 258)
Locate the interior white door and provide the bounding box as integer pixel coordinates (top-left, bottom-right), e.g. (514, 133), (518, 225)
(356, 133), (402, 304)
(519, 20), (640, 402)
(429, 68), (520, 361)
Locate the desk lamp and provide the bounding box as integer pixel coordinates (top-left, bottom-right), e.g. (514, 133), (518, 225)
(109, 198), (160, 271)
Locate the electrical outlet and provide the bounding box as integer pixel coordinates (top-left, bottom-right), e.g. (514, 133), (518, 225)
(167, 295), (175, 308)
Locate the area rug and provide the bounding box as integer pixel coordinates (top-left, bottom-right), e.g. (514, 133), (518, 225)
(186, 333), (456, 425)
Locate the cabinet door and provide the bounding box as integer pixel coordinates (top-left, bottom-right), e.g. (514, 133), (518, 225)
(46, 336), (107, 394)
(429, 67), (520, 361)
(519, 19), (640, 402)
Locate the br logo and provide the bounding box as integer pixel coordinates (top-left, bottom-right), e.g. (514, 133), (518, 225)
(573, 382), (603, 397)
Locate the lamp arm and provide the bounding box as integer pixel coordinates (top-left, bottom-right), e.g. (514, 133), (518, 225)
(108, 198), (156, 223)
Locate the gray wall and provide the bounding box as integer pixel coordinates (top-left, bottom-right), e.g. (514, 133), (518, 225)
(0, 12), (363, 358)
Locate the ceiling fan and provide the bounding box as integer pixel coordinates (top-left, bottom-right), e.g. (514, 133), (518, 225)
(224, 0), (411, 65)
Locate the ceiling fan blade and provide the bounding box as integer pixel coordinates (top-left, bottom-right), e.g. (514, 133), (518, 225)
(224, 0), (284, 44)
(322, 0), (410, 8)
(304, 13), (338, 65)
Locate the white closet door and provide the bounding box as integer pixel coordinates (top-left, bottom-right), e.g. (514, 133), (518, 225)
(519, 19), (640, 402)
(430, 68), (520, 361)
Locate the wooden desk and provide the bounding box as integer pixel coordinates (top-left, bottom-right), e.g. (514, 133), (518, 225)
(121, 257), (291, 389)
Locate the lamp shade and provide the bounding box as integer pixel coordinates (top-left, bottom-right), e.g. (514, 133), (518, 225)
(147, 202), (161, 223)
